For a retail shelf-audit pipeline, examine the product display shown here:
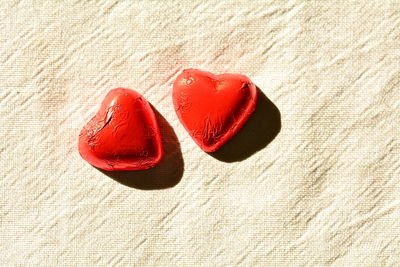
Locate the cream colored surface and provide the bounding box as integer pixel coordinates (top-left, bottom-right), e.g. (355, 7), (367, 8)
(1, 1), (400, 266)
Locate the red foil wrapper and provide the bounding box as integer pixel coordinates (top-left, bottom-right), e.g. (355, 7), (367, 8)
(78, 88), (163, 171)
(173, 69), (258, 152)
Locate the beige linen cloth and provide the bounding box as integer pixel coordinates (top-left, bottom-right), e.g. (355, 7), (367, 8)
(1, 0), (400, 266)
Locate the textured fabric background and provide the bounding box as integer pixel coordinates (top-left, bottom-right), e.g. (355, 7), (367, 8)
(1, 0), (400, 266)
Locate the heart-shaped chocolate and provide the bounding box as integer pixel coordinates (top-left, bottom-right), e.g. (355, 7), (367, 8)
(78, 88), (163, 171)
(173, 69), (258, 152)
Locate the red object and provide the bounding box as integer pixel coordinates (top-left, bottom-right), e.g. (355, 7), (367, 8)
(78, 88), (163, 171)
(173, 69), (258, 152)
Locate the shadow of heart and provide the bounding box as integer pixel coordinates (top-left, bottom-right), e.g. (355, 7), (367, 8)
(208, 87), (281, 162)
(98, 107), (184, 190)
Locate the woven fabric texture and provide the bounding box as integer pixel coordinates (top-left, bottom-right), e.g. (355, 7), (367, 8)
(1, 1), (400, 266)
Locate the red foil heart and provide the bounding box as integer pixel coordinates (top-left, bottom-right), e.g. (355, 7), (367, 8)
(173, 69), (258, 152)
(78, 88), (163, 171)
